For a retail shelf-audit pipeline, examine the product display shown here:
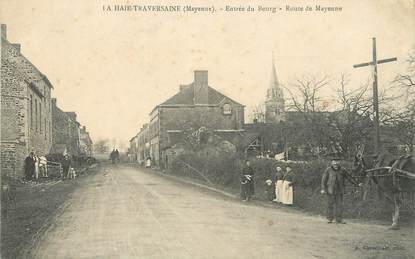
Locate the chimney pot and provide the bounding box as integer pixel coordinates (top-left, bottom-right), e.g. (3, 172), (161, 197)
(12, 43), (21, 53)
(1, 24), (6, 39)
(194, 70), (208, 85)
(193, 70), (209, 104)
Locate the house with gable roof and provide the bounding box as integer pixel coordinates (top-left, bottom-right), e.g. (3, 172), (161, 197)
(137, 70), (246, 167)
(1, 24), (54, 177)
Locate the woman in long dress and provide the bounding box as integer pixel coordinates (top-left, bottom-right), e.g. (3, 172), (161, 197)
(282, 166), (295, 205)
(34, 156), (40, 180)
(273, 166), (284, 203)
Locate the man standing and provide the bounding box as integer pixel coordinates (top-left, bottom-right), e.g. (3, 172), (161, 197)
(62, 154), (71, 179)
(321, 157), (352, 224)
(240, 160), (254, 201)
(24, 152), (35, 180)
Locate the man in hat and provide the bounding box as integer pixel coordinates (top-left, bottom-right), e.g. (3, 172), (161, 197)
(240, 160), (254, 201)
(321, 157), (353, 224)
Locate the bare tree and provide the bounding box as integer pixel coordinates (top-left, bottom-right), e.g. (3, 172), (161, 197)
(283, 74), (333, 155)
(392, 49), (415, 97)
(94, 139), (110, 154)
(383, 104), (415, 153)
(327, 74), (374, 158)
(285, 74), (331, 113)
(248, 104), (266, 123)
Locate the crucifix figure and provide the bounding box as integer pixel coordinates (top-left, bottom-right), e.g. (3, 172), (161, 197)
(353, 38), (397, 155)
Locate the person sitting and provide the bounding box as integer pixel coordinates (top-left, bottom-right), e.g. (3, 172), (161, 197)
(265, 179), (275, 201)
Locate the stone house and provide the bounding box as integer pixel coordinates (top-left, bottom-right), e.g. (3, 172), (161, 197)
(51, 98), (81, 157)
(79, 126), (93, 156)
(128, 134), (138, 162)
(132, 123), (150, 163)
(1, 24), (54, 177)
(135, 70), (245, 168)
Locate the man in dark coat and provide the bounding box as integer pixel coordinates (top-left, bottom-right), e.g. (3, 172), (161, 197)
(321, 157), (354, 224)
(24, 152), (35, 180)
(240, 160), (255, 201)
(62, 155), (71, 178)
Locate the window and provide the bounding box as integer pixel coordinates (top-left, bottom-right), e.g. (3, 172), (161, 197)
(45, 118), (47, 139)
(223, 103), (232, 115)
(35, 99), (38, 132)
(30, 95), (33, 129)
(39, 102), (42, 132)
(275, 108), (280, 115)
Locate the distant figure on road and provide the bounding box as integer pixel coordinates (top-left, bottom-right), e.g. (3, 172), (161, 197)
(321, 157), (352, 224)
(24, 152), (35, 180)
(115, 149), (120, 162)
(240, 160), (254, 201)
(273, 166), (284, 203)
(110, 149), (117, 164)
(282, 166), (295, 205)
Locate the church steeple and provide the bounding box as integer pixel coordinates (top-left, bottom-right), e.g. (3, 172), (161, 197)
(265, 55), (285, 123)
(271, 57), (279, 87)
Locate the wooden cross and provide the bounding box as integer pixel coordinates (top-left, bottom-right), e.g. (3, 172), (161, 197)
(353, 38), (397, 155)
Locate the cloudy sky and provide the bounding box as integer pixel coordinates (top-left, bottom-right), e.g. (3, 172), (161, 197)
(1, 0), (414, 148)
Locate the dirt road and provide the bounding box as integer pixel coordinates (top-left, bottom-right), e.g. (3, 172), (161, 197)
(32, 164), (414, 259)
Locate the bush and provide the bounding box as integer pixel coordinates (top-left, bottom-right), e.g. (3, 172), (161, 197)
(169, 154), (402, 221)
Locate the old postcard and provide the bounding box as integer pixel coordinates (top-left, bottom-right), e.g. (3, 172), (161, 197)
(1, 0), (414, 258)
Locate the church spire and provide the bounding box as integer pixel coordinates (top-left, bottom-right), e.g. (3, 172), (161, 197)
(265, 53), (286, 123)
(271, 53), (279, 87)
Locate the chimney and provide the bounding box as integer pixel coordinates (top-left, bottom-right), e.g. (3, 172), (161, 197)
(180, 84), (191, 91)
(12, 43), (20, 53)
(193, 70), (209, 104)
(1, 24), (6, 39)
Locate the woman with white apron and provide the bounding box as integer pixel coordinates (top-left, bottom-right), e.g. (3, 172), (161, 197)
(273, 166), (284, 203)
(282, 166), (295, 205)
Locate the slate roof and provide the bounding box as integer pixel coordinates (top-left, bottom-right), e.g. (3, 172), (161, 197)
(2, 37), (54, 90)
(159, 83), (244, 107)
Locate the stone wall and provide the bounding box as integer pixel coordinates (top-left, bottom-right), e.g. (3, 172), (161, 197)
(158, 105), (244, 150)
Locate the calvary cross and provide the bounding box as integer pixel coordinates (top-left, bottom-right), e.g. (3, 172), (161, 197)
(353, 37), (397, 155)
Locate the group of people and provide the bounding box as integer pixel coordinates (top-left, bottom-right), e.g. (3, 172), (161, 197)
(110, 149), (120, 164)
(24, 152), (48, 181)
(241, 156), (354, 224)
(24, 152), (74, 180)
(269, 165), (295, 205)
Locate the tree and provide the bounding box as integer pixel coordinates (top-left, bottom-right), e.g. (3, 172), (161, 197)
(383, 51), (415, 153)
(284, 74), (333, 155)
(383, 105), (415, 153)
(326, 74), (373, 158)
(392, 49), (415, 97)
(93, 139), (110, 154)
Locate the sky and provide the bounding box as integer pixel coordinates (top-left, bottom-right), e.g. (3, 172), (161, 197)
(1, 0), (414, 149)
